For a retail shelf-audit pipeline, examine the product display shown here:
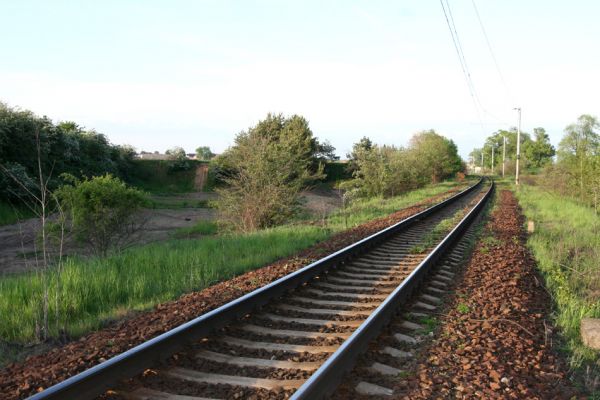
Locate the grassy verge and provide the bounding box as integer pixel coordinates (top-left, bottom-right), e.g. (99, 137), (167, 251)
(326, 180), (470, 229)
(0, 179), (470, 346)
(0, 225), (330, 343)
(515, 185), (599, 373)
(0, 201), (35, 226)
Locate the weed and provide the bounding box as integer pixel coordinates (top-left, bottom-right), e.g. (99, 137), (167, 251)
(456, 303), (470, 314)
(419, 316), (438, 333)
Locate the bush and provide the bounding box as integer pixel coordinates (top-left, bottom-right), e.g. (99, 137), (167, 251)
(56, 174), (147, 255)
(216, 114), (324, 231)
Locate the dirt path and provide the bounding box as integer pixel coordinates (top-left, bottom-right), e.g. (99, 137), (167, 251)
(0, 187), (464, 400)
(393, 190), (579, 399)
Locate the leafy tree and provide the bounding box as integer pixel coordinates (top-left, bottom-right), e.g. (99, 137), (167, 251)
(346, 136), (374, 173)
(345, 130), (462, 198)
(195, 146), (215, 161)
(56, 174), (146, 255)
(0, 103), (136, 202)
(557, 114), (600, 201)
(216, 114), (324, 231)
(524, 127), (555, 168)
(315, 140), (339, 162)
(166, 146), (192, 171)
(409, 130), (463, 183)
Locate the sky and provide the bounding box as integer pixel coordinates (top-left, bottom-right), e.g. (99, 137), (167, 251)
(1, 0), (599, 159)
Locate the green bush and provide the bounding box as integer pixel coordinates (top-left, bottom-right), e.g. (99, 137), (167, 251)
(56, 175), (147, 255)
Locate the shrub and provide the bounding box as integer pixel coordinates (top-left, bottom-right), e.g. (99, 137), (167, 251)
(56, 174), (147, 255)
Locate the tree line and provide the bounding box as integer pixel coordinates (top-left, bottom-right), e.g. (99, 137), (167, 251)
(471, 114), (600, 211)
(212, 115), (464, 231)
(343, 130), (464, 198)
(0, 102), (135, 202)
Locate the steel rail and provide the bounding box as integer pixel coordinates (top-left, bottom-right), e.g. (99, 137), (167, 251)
(291, 179), (494, 399)
(28, 179), (483, 400)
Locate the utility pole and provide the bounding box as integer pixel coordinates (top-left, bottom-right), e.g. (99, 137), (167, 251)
(481, 151), (484, 175)
(502, 135), (506, 178)
(491, 145), (495, 175)
(514, 107), (522, 185)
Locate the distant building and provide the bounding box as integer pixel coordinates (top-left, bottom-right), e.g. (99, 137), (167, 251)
(137, 152), (170, 160)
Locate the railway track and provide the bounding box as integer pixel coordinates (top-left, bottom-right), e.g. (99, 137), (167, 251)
(29, 179), (493, 400)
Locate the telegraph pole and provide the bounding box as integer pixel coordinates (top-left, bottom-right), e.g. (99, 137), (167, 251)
(491, 145), (495, 175)
(481, 151), (484, 175)
(502, 135), (506, 178)
(514, 107), (522, 185)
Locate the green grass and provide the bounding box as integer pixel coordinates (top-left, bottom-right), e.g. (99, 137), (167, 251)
(174, 221), (219, 238)
(0, 201), (35, 226)
(515, 185), (599, 375)
(0, 225), (330, 343)
(0, 179), (470, 349)
(326, 180), (472, 230)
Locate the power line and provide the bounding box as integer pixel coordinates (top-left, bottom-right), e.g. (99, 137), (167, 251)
(471, 0), (513, 104)
(439, 0), (485, 133)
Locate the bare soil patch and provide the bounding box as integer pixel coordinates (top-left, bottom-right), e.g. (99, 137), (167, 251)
(0, 187), (462, 400)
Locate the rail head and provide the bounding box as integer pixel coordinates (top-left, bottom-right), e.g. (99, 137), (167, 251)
(27, 178), (483, 400)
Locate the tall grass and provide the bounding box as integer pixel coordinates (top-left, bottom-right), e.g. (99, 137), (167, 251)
(516, 185), (599, 369)
(0, 226), (329, 342)
(0, 179), (469, 345)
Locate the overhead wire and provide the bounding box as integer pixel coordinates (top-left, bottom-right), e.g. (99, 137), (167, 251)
(471, 0), (513, 105)
(438, 0), (486, 133)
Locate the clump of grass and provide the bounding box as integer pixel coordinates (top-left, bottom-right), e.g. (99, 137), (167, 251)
(419, 316), (438, 334)
(456, 303), (470, 314)
(515, 185), (599, 375)
(174, 221), (218, 238)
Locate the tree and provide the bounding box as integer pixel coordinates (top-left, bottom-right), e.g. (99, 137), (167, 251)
(315, 140), (339, 162)
(558, 114), (600, 201)
(56, 174), (147, 255)
(344, 131), (462, 198)
(216, 114), (324, 231)
(166, 146), (191, 171)
(195, 146), (215, 161)
(0, 103), (136, 203)
(524, 127), (555, 168)
(409, 130), (463, 183)
(346, 136), (374, 173)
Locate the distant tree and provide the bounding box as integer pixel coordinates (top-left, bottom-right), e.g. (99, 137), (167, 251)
(346, 136), (374, 173)
(195, 146), (215, 161)
(315, 140), (339, 162)
(524, 127), (555, 168)
(166, 146), (191, 171)
(409, 130), (463, 183)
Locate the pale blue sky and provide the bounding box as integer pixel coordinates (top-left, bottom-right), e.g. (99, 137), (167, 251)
(2, 1), (599, 158)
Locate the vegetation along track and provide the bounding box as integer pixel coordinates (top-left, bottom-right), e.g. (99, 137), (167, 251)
(29, 179), (493, 400)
